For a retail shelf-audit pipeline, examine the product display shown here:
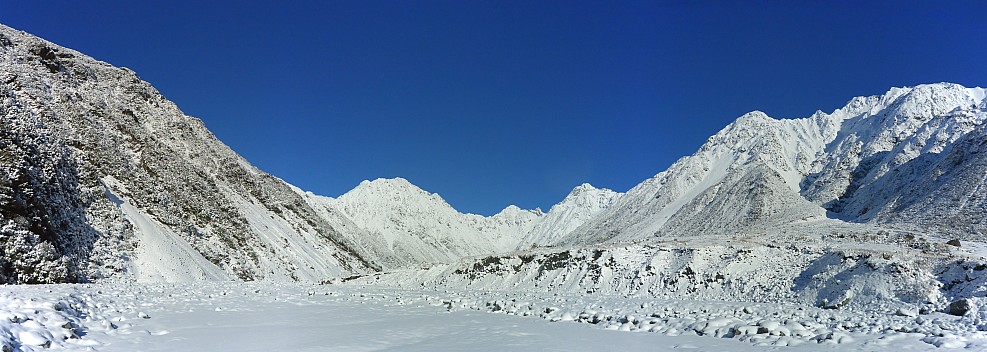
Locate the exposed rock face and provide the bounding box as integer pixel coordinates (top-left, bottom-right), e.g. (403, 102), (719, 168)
(0, 24), (374, 283)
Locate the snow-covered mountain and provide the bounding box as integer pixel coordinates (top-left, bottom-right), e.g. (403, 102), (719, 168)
(0, 23), (631, 283)
(300, 178), (542, 270)
(563, 83), (987, 245)
(802, 85), (987, 238)
(517, 183), (621, 248)
(3, 22), (986, 291)
(298, 178), (630, 270)
(0, 24), (376, 283)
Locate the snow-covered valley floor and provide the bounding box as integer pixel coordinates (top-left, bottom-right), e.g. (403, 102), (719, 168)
(3, 282), (984, 351)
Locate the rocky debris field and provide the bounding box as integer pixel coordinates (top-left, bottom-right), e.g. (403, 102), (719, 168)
(3, 280), (986, 351)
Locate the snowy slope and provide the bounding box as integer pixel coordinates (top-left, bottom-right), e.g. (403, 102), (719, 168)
(563, 111), (836, 245)
(301, 178), (542, 270)
(0, 24), (374, 283)
(517, 183), (622, 248)
(103, 177), (227, 282)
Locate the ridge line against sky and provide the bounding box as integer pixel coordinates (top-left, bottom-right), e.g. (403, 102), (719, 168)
(3, 1), (986, 215)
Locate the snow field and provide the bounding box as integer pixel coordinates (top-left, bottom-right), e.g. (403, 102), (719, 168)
(3, 272), (987, 350)
(2, 283), (760, 351)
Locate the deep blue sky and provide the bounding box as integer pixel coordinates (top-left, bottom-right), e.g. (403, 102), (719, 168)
(4, 1), (986, 215)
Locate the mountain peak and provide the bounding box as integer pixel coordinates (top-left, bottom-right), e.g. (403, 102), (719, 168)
(563, 183), (620, 202)
(738, 110), (771, 121)
(494, 204), (543, 219)
(572, 182), (598, 192)
(348, 177), (428, 196)
(516, 183), (623, 248)
(361, 177), (413, 187)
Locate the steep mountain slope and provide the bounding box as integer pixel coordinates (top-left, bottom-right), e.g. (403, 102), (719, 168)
(517, 183), (622, 248)
(564, 83), (986, 245)
(563, 111), (836, 245)
(0, 24), (375, 283)
(883, 122), (987, 237)
(301, 178), (542, 270)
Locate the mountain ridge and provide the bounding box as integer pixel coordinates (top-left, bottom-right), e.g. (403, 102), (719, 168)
(561, 82), (986, 246)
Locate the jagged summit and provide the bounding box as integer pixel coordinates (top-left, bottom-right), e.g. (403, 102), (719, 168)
(560, 183), (621, 208)
(567, 183), (603, 196)
(734, 110), (772, 123)
(494, 204), (542, 218)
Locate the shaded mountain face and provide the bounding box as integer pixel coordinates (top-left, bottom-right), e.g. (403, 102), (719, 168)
(0, 24), (376, 283)
(562, 83), (986, 245)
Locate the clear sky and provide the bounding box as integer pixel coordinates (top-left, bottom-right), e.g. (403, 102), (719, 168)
(3, 1), (986, 215)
